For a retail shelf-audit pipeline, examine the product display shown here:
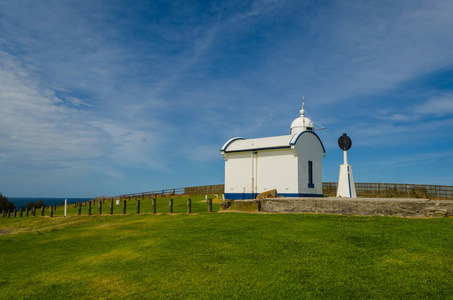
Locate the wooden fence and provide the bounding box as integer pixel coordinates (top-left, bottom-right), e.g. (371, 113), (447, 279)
(322, 182), (453, 199)
(95, 185), (225, 202)
(3, 182), (453, 219)
(99, 182), (453, 203)
(1, 198), (215, 219)
(184, 184), (224, 196)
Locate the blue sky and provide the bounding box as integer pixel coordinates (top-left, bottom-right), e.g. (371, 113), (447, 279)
(1, 0), (452, 197)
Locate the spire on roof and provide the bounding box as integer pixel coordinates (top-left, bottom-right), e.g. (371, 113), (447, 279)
(291, 96), (314, 134)
(300, 96), (305, 117)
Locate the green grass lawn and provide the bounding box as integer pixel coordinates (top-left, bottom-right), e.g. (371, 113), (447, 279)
(1, 195), (453, 299)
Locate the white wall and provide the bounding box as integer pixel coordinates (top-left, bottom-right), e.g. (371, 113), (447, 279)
(254, 149), (298, 194)
(224, 152), (253, 194)
(223, 132), (325, 197)
(295, 133), (324, 195)
(224, 148), (299, 195)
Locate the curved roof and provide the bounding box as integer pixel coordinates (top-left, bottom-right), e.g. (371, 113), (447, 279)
(221, 131), (325, 153)
(220, 137), (245, 152)
(290, 131), (326, 153)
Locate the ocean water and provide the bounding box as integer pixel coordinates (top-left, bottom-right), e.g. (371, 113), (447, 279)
(8, 197), (92, 209)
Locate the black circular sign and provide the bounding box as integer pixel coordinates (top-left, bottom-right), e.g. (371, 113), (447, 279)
(338, 133), (352, 151)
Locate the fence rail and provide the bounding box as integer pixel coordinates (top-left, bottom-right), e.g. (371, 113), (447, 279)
(184, 184), (225, 196)
(4, 182), (453, 219)
(94, 185), (225, 202)
(97, 182), (453, 202)
(322, 182), (453, 199)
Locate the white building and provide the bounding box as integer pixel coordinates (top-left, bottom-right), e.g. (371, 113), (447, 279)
(221, 102), (325, 199)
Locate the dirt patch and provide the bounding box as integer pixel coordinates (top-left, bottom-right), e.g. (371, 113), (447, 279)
(0, 229), (13, 235)
(95, 223), (119, 228)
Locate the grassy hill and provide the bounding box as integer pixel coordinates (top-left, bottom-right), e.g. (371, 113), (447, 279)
(1, 195), (453, 299)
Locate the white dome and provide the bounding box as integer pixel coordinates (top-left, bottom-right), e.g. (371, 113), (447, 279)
(290, 116), (314, 135)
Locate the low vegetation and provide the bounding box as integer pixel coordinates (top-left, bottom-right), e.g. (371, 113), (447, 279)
(0, 193), (15, 212)
(1, 195), (452, 299)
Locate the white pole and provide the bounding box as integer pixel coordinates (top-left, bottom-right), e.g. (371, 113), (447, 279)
(64, 199), (67, 217)
(343, 150), (348, 165)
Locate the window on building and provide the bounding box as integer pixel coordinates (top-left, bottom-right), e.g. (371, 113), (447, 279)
(308, 160), (314, 188)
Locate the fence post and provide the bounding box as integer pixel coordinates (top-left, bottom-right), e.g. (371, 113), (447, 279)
(14, 209), (17, 218)
(208, 198), (213, 212)
(136, 200), (140, 214)
(152, 198), (156, 214)
(187, 198), (191, 214)
(77, 203), (81, 215)
(26, 207), (29, 217)
(41, 206), (44, 216)
(8, 210), (11, 218)
(110, 200), (113, 215)
(122, 200), (127, 215)
(169, 198), (173, 213)
(99, 201), (102, 215)
(19, 209), (23, 217)
(88, 202), (91, 216)
(50, 206), (53, 218)
(32, 207), (36, 217)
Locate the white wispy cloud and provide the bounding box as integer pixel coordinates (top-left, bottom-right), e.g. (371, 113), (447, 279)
(414, 94), (453, 116)
(0, 51), (104, 163)
(1, 0), (453, 195)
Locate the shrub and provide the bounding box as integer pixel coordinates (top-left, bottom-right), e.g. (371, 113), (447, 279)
(0, 193), (16, 211)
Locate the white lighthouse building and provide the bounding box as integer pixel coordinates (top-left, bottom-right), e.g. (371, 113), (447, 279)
(221, 101), (325, 200)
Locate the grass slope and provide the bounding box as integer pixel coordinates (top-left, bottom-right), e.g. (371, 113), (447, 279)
(1, 195), (453, 299)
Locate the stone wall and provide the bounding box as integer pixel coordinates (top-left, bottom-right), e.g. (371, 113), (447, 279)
(222, 197), (453, 218)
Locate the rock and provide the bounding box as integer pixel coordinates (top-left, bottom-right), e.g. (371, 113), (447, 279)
(256, 189), (277, 200)
(427, 210), (447, 218)
(220, 200), (234, 211)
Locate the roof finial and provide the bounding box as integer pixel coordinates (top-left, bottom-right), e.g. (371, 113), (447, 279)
(300, 96), (305, 117)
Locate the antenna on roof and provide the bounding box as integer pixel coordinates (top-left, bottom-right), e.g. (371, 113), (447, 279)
(303, 97), (327, 131)
(313, 120), (327, 131)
